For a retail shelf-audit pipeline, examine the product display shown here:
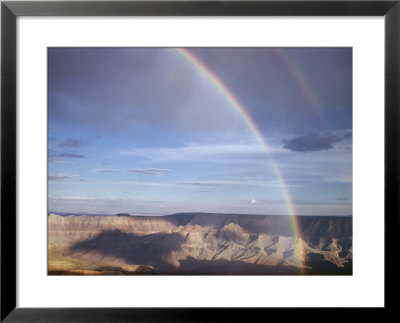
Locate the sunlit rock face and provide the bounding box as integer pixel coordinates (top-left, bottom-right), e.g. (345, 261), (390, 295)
(48, 213), (352, 275)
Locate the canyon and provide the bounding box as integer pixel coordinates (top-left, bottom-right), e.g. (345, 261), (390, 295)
(48, 213), (352, 275)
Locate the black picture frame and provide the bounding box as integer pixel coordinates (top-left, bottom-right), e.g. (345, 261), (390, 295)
(1, 1), (398, 321)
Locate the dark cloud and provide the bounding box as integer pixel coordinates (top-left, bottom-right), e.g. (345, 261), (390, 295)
(58, 138), (89, 147)
(127, 168), (172, 175)
(283, 132), (342, 152)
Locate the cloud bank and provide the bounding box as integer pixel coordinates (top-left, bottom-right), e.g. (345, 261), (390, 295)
(283, 131), (351, 152)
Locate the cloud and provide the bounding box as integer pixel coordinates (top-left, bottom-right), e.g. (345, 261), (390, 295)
(283, 132), (343, 152)
(58, 152), (85, 158)
(127, 168), (172, 175)
(47, 157), (70, 164)
(49, 173), (88, 182)
(95, 168), (172, 175)
(48, 195), (170, 215)
(48, 174), (74, 181)
(48, 174), (78, 181)
(180, 180), (275, 187)
(95, 169), (122, 173)
(250, 199), (257, 205)
(58, 138), (89, 147)
(182, 181), (225, 187)
(250, 198), (351, 207)
(120, 143), (285, 163)
(272, 138), (352, 184)
(49, 150), (85, 159)
(343, 131), (352, 140)
(98, 180), (166, 187)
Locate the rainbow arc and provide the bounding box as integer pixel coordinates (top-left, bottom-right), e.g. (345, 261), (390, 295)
(174, 48), (305, 272)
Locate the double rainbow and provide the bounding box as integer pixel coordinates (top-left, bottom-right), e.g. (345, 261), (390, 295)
(174, 48), (305, 272)
(273, 48), (320, 114)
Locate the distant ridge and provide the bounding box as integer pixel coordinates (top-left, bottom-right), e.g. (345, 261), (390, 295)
(49, 211), (353, 217)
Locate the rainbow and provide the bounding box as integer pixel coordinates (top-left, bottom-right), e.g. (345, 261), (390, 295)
(174, 48), (305, 273)
(273, 48), (320, 114)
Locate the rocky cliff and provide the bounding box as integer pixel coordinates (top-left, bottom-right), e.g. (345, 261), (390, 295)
(48, 213), (352, 275)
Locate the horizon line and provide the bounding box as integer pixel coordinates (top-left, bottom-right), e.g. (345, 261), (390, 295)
(48, 211), (353, 217)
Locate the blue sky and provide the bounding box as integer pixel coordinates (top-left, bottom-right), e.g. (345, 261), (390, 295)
(48, 48), (352, 216)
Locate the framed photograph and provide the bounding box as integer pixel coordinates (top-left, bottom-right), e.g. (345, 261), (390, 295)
(1, 0), (398, 321)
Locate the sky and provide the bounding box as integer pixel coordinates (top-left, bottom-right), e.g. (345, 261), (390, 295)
(48, 47), (352, 216)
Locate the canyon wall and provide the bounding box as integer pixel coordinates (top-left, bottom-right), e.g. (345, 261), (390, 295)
(48, 213), (352, 275)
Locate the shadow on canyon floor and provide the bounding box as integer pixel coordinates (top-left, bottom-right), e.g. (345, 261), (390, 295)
(68, 230), (185, 272)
